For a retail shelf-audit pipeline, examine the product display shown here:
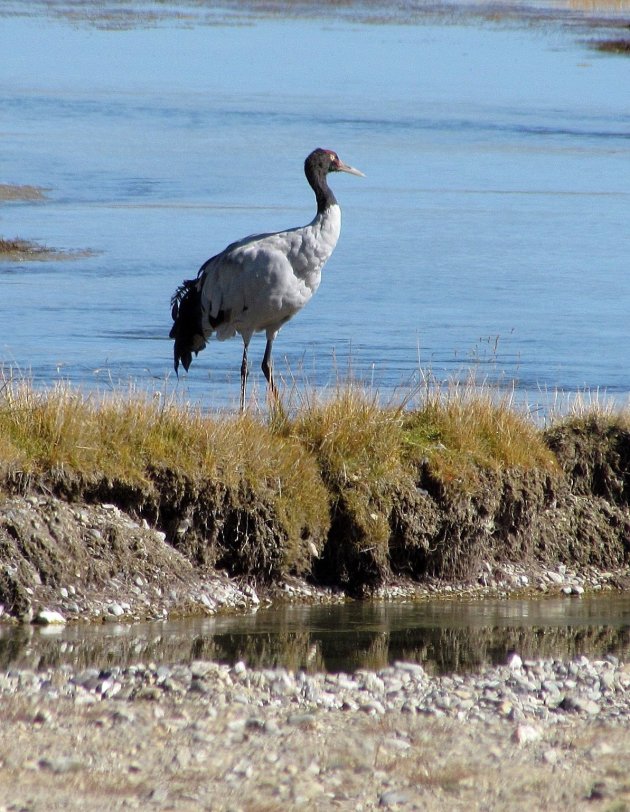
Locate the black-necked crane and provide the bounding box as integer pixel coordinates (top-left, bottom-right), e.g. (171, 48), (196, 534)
(169, 148), (364, 410)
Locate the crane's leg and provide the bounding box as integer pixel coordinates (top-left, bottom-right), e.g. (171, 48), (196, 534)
(240, 342), (249, 413)
(261, 337), (277, 401)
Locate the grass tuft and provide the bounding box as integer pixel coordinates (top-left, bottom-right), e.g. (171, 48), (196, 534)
(403, 378), (558, 490)
(286, 386), (414, 587)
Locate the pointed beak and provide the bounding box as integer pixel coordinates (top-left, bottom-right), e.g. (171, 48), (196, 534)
(336, 159), (365, 178)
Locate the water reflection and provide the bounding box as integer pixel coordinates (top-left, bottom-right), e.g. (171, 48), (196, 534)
(1, 594), (629, 675)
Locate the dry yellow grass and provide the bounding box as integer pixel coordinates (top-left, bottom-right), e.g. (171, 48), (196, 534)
(0, 373), (571, 496)
(290, 387), (406, 490)
(289, 387), (411, 559)
(0, 378), (296, 483)
(550, 387), (630, 427)
(403, 379), (558, 490)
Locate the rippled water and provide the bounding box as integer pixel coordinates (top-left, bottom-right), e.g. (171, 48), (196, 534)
(1, 3), (629, 410)
(1, 594), (630, 675)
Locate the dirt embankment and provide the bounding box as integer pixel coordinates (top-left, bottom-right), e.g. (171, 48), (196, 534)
(1, 417), (629, 622)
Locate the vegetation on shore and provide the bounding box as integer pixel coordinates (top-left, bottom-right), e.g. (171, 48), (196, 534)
(0, 184), (46, 202)
(592, 38), (630, 55)
(0, 237), (92, 262)
(0, 237), (55, 260)
(1, 373), (629, 597)
(0, 187), (47, 259)
(0, 185), (89, 260)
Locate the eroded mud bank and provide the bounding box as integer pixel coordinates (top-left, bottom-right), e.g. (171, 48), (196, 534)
(1, 416), (629, 622)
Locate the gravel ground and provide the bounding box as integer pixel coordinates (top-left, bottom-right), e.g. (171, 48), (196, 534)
(1, 655), (630, 810)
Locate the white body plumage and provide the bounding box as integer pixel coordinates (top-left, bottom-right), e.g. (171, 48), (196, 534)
(201, 204), (341, 346)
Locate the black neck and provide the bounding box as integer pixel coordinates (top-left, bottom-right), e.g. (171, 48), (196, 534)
(306, 165), (337, 214)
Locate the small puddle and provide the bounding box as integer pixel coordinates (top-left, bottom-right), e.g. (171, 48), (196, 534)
(2, 594), (629, 675)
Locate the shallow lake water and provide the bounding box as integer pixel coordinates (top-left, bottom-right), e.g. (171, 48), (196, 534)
(2, 594), (630, 675)
(1, 1), (629, 410)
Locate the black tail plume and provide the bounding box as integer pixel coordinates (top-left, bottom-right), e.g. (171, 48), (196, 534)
(169, 279), (206, 374)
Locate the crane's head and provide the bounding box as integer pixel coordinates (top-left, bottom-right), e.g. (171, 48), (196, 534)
(305, 148), (365, 180)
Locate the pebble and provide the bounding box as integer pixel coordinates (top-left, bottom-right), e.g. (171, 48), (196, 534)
(512, 724), (542, 745)
(38, 756), (84, 774)
(379, 789), (416, 806)
(507, 652), (523, 670)
(106, 603), (125, 617)
(0, 654), (628, 727)
(33, 609), (67, 625)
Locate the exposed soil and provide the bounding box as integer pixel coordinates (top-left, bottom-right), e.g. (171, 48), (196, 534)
(0, 495), (263, 624)
(0, 185), (46, 202)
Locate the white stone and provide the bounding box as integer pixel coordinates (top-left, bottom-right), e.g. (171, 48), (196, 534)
(507, 652), (523, 670)
(512, 724), (542, 745)
(34, 609), (66, 625)
(232, 661), (247, 677)
(107, 603), (125, 617)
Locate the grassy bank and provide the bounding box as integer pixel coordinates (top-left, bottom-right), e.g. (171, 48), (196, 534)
(1, 374), (629, 598)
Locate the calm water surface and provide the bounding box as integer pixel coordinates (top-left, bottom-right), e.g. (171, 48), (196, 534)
(1, 594), (630, 675)
(1, 3), (629, 409)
